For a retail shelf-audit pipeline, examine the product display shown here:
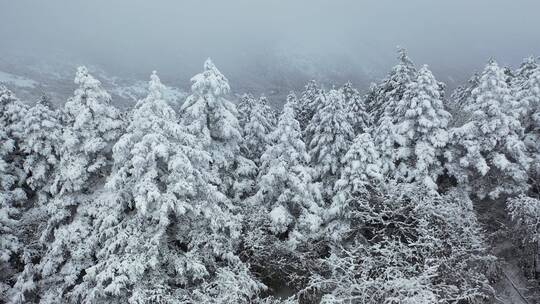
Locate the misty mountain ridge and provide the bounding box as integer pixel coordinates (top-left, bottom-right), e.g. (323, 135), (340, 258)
(0, 48), (472, 109)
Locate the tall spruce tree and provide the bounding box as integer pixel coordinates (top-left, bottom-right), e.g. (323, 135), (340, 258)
(340, 82), (370, 135)
(242, 99), (274, 166)
(180, 59), (256, 200)
(306, 89), (354, 200)
(327, 133), (382, 241)
(51, 66), (123, 195)
(517, 68), (540, 191)
(366, 48), (418, 125)
(0, 87), (28, 301)
(446, 60), (530, 198)
(393, 65), (451, 190)
(34, 67), (124, 303)
(297, 80), (322, 131)
(237, 93), (256, 129)
(254, 100), (322, 238)
(17, 96), (63, 201)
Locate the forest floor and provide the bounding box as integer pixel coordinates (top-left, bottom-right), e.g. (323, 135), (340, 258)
(474, 197), (540, 304)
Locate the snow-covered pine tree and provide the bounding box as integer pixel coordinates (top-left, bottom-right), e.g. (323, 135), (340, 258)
(393, 65), (451, 190)
(326, 133), (382, 241)
(297, 80), (322, 131)
(258, 95), (278, 127)
(254, 100), (322, 238)
(306, 89), (354, 200)
(33, 67), (124, 302)
(366, 47), (418, 125)
(285, 91), (299, 113)
(242, 98), (274, 166)
(242, 99), (324, 296)
(6, 95), (64, 303)
(517, 68), (540, 192)
(340, 82), (370, 135)
(60, 71), (262, 303)
(0, 87), (30, 302)
(446, 60), (531, 199)
(513, 57), (539, 89)
(180, 59), (256, 200)
(51, 66), (124, 195)
(372, 115), (399, 178)
(448, 72), (480, 127)
(17, 95), (63, 201)
(237, 93), (256, 129)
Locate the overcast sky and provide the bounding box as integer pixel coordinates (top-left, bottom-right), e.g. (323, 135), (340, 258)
(1, 0), (540, 91)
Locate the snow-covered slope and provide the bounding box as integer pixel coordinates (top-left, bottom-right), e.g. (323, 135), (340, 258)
(0, 55), (187, 109)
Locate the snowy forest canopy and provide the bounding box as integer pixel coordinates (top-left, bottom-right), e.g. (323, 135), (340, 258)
(1, 49), (540, 303)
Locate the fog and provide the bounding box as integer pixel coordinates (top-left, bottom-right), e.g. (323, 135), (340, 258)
(1, 0), (540, 94)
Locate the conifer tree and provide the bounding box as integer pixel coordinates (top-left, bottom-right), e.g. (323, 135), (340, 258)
(285, 91), (299, 113)
(241, 99), (325, 300)
(34, 67), (124, 302)
(448, 73), (480, 127)
(254, 100), (322, 238)
(327, 133), (382, 240)
(306, 89), (354, 199)
(297, 80), (322, 130)
(17, 96), (63, 201)
(518, 69), (540, 190)
(181, 59), (256, 199)
(393, 65), (451, 190)
(340, 82), (370, 134)
(372, 115), (398, 177)
(242, 99), (274, 165)
(237, 93), (256, 129)
(513, 57), (539, 89)
(366, 48), (418, 124)
(51, 66), (124, 195)
(0, 87), (28, 300)
(446, 60), (530, 198)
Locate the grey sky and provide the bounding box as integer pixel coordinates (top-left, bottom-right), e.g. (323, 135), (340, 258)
(1, 0), (539, 92)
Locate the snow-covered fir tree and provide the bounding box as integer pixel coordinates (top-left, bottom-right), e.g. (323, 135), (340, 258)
(513, 57), (539, 90)
(306, 89), (354, 200)
(6, 96), (64, 303)
(366, 48), (418, 124)
(254, 100), (322, 238)
(51, 66), (124, 195)
(243, 100), (324, 297)
(0, 87), (28, 301)
(33, 67), (124, 303)
(17, 96), (63, 201)
(340, 82), (370, 135)
(180, 59), (256, 200)
(372, 115), (399, 178)
(242, 97), (274, 166)
(297, 80), (322, 131)
(393, 65), (451, 190)
(258, 95), (278, 127)
(446, 60), (531, 199)
(237, 93), (256, 129)
(517, 68), (540, 191)
(285, 91), (299, 113)
(326, 133), (382, 241)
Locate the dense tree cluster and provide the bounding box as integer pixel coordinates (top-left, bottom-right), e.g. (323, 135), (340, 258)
(1, 51), (539, 303)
